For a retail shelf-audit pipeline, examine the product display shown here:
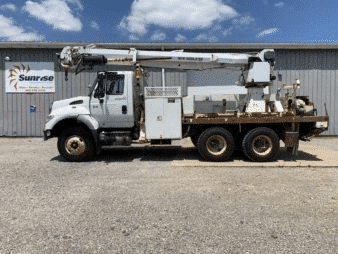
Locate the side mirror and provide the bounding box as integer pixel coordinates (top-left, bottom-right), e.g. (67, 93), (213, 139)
(94, 91), (104, 99)
(93, 79), (105, 99)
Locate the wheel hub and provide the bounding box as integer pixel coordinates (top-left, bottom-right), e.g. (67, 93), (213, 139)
(206, 135), (227, 156)
(252, 135), (273, 156)
(71, 142), (79, 149)
(65, 136), (86, 156)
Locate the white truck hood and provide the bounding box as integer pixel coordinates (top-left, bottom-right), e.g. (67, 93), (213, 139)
(51, 96), (90, 116)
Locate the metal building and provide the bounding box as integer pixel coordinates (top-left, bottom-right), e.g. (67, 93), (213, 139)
(0, 42), (337, 136)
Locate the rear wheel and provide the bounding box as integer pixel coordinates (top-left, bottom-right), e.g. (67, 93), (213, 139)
(57, 127), (95, 162)
(197, 127), (235, 161)
(242, 127), (279, 162)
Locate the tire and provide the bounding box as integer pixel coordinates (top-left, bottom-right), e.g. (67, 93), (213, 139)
(242, 127), (279, 162)
(286, 147), (293, 153)
(57, 127), (95, 162)
(197, 127), (235, 161)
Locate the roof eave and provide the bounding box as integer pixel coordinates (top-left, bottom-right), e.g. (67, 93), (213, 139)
(0, 41), (338, 50)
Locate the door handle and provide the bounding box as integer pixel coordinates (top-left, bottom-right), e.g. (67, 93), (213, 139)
(122, 105), (127, 114)
(99, 98), (104, 104)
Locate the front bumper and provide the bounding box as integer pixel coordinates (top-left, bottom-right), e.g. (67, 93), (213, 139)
(43, 130), (52, 141)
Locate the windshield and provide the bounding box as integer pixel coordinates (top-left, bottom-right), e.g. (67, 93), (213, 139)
(87, 78), (97, 96)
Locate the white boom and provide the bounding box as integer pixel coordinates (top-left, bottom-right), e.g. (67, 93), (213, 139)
(59, 44), (275, 73)
(59, 45), (276, 113)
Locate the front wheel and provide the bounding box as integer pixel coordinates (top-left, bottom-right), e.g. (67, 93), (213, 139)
(57, 127), (95, 162)
(242, 127), (279, 162)
(197, 127), (235, 161)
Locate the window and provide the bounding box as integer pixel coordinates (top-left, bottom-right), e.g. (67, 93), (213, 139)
(106, 76), (124, 95)
(93, 74), (125, 98)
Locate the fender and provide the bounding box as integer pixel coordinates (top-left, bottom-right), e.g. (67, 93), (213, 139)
(77, 115), (101, 154)
(45, 114), (99, 136)
(77, 114), (99, 131)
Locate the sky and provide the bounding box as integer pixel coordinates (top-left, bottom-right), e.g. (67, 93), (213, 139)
(0, 0), (338, 43)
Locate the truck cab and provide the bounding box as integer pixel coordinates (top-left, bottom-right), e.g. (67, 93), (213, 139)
(44, 71), (138, 161)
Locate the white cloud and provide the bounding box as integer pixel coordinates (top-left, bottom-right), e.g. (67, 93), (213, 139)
(150, 31), (166, 41)
(0, 14), (43, 41)
(90, 21), (99, 30)
(212, 24), (223, 31)
(119, 0), (238, 35)
(223, 27), (233, 36)
(194, 33), (218, 42)
(129, 34), (140, 41)
(66, 0), (83, 11)
(256, 28), (279, 37)
(275, 2), (285, 7)
(0, 3), (16, 11)
(175, 34), (187, 42)
(232, 15), (255, 30)
(23, 0), (82, 31)
(194, 34), (208, 41)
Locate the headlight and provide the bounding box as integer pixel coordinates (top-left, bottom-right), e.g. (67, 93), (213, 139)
(45, 115), (54, 123)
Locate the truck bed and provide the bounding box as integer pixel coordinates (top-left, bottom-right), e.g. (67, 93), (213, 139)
(183, 112), (329, 125)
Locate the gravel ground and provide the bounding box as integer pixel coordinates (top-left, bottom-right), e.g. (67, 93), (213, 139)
(0, 137), (337, 253)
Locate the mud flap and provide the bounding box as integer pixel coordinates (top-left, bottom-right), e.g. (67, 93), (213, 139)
(285, 131), (299, 159)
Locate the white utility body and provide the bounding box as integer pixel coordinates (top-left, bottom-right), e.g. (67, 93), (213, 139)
(144, 87), (182, 140)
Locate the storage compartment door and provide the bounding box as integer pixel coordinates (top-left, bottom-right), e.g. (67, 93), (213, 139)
(145, 98), (164, 139)
(163, 98), (182, 139)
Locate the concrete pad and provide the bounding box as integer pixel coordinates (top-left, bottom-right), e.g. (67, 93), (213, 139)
(172, 143), (338, 168)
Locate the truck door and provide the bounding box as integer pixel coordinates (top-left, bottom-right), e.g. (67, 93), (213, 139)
(104, 72), (134, 128)
(90, 72), (134, 128)
(90, 77), (106, 127)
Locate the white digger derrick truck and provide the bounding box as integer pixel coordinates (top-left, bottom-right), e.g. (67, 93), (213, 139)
(44, 44), (329, 162)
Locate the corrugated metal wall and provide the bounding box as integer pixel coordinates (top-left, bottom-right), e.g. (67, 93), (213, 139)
(144, 69), (187, 94)
(0, 49), (187, 136)
(274, 49), (336, 135)
(1, 49), (54, 136)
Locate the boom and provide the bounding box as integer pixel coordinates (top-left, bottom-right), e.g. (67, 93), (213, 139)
(59, 44), (275, 82)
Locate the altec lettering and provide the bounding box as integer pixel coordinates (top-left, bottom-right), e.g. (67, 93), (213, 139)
(19, 74), (54, 82)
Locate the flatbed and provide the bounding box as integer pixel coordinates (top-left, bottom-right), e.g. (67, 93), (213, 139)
(184, 113), (329, 125)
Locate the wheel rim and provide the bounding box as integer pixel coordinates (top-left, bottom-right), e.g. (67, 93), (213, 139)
(252, 135), (273, 156)
(65, 136), (86, 156)
(206, 135), (227, 156)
